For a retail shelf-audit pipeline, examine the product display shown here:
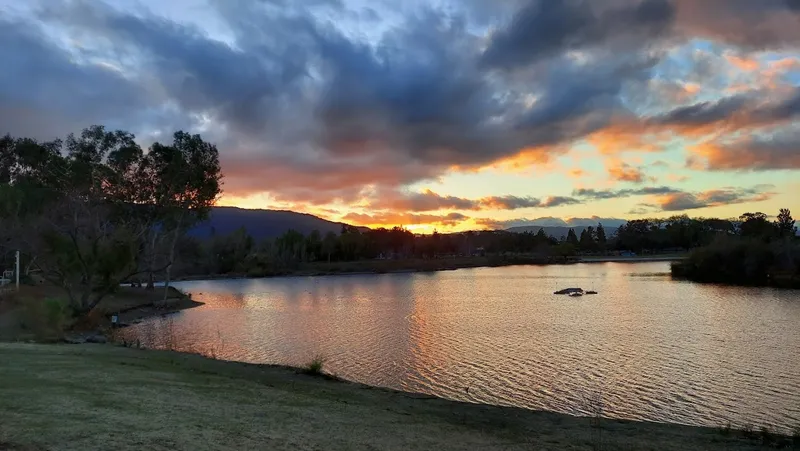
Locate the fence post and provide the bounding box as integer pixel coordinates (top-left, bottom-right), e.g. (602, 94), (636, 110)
(15, 250), (20, 291)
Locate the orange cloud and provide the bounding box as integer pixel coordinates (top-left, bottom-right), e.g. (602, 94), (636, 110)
(568, 168), (587, 178)
(656, 186), (775, 211)
(342, 212), (470, 228)
(606, 160), (646, 183)
(690, 133), (800, 171)
(725, 54), (759, 72)
(363, 190), (582, 212)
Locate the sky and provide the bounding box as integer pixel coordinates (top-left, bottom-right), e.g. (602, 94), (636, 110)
(1, 0), (799, 232)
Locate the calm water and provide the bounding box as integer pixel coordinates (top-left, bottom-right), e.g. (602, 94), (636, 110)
(123, 262), (800, 431)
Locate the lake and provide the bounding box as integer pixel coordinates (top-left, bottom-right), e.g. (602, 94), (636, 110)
(122, 262), (800, 431)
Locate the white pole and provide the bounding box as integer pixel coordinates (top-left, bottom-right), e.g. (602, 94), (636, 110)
(15, 250), (20, 290)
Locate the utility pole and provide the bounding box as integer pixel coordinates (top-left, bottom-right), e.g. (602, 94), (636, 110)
(15, 250), (20, 290)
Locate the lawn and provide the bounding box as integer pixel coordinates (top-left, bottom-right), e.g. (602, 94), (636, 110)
(0, 343), (784, 451)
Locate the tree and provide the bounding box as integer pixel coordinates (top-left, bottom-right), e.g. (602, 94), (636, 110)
(739, 212), (773, 240)
(566, 228), (579, 246)
(579, 227), (596, 251)
(0, 126), (222, 315)
(596, 223), (607, 249)
(142, 131), (222, 300)
(322, 231), (338, 263)
(776, 208), (796, 238)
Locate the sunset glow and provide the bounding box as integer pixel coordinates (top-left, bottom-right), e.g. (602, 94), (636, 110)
(2, 0), (798, 232)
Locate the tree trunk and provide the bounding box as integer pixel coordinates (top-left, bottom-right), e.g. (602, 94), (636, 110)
(163, 218), (183, 302)
(146, 230), (158, 290)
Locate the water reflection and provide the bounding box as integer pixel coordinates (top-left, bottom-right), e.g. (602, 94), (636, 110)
(123, 262), (800, 431)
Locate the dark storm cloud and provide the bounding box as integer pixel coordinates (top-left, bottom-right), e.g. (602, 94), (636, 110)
(649, 88), (800, 131)
(649, 95), (751, 128)
(0, 0), (797, 206)
(0, 17), (150, 139)
(481, 0), (675, 70)
(673, 0), (800, 50)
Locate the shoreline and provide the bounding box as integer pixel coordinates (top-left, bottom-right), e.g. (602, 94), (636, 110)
(172, 254), (687, 283)
(0, 342), (794, 450)
(578, 255), (687, 263)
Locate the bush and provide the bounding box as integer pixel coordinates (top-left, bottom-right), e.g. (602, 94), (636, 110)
(671, 236), (800, 287)
(20, 297), (72, 341)
(304, 355), (326, 376)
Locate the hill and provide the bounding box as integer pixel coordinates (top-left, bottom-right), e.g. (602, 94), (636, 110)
(190, 206), (356, 240)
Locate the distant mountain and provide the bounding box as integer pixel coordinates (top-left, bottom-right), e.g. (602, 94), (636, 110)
(189, 207), (357, 240)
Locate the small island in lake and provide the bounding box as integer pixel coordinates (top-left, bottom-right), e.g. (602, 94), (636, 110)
(671, 209), (800, 288)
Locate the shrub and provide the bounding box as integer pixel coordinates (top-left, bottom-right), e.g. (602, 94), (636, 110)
(304, 355), (326, 376)
(671, 236), (800, 287)
(20, 297), (71, 341)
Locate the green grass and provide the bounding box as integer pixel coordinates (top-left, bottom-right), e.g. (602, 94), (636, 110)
(0, 343), (792, 451)
(304, 355), (326, 376)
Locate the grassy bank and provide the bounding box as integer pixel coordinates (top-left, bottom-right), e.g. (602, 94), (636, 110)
(0, 285), (202, 342)
(1, 344), (795, 450)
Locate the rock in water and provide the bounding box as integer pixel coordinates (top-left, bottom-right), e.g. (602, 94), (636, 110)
(554, 288), (583, 295)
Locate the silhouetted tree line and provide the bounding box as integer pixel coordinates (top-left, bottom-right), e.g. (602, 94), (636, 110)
(172, 210), (797, 279)
(173, 225), (566, 277)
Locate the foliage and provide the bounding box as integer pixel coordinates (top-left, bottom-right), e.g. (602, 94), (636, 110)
(566, 228), (579, 246)
(672, 234), (800, 288)
(776, 209), (797, 238)
(0, 126), (222, 315)
(19, 297), (71, 341)
(304, 355), (326, 376)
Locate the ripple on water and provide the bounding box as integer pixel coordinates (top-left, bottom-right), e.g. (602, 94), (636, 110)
(122, 262), (800, 433)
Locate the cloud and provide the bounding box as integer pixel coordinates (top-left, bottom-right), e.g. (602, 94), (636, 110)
(480, 0), (675, 70)
(363, 191), (583, 212)
(657, 186), (775, 211)
(607, 161), (647, 183)
(647, 87), (800, 134)
(672, 0), (800, 50)
(690, 127), (800, 170)
(367, 189), (482, 212)
(479, 195), (545, 210)
(573, 186), (682, 200)
(476, 216), (628, 230)
(342, 211), (469, 227)
(0, 17), (153, 139)
(0, 0), (797, 211)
